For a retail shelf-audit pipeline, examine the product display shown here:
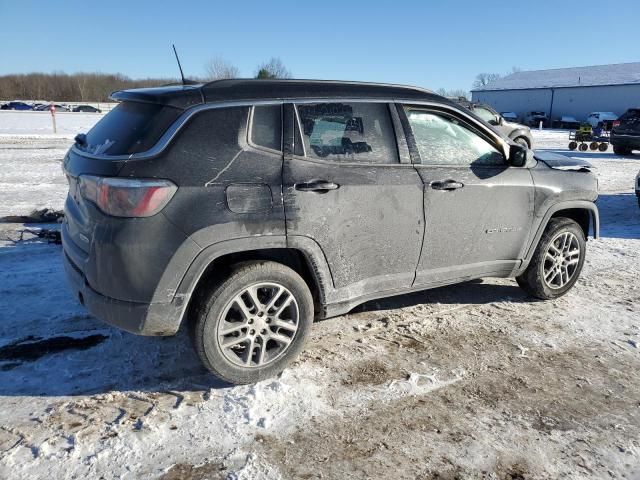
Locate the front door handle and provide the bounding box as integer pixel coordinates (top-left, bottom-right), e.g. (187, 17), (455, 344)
(431, 179), (464, 191)
(295, 180), (340, 193)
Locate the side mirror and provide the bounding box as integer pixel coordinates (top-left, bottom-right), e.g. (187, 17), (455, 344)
(509, 143), (528, 167)
(498, 116), (504, 125)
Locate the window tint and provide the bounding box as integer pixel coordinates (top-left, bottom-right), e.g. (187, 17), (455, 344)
(296, 103), (398, 163)
(406, 109), (504, 166)
(82, 101), (181, 156)
(251, 105), (282, 151)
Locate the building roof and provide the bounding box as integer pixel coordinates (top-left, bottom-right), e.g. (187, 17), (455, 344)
(472, 62), (640, 92)
(111, 79), (442, 109)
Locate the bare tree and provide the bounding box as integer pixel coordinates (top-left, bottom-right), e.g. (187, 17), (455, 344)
(436, 88), (469, 99)
(473, 73), (502, 89)
(255, 57), (292, 79)
(204, 57), (240, 80)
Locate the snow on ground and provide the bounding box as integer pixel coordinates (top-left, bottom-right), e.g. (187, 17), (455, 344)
(0, 126), (639, 479)
(0, 111), (103, 138)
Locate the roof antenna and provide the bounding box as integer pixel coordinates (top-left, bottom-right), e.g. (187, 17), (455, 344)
(172, 44), (186, 85)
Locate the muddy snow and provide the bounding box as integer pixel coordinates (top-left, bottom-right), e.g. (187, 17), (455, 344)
(0, 125), (639, 479)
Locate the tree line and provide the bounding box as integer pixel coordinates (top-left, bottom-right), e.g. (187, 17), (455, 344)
(0, 57), (293, 102)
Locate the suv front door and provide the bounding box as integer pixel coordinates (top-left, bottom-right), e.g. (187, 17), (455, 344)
(399, 104), (534, 286)
(283, 101), (424, 298)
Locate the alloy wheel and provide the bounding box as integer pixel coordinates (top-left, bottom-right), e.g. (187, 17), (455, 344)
(217, 282), (299, 368)
(542, 231), (581, 289)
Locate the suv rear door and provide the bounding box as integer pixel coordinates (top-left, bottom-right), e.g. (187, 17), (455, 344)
(283, 101), (424, 296)
(399, 104), (534, 285)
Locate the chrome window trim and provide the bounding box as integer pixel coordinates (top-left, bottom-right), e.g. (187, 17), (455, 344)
(70, 97), (508, 162)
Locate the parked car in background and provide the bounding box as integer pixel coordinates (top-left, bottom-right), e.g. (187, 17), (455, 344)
(457, 100), (533, 148)
(554, 116), (581, 129)
(62, 79), (598, 384)
(500, 112), (519, 123)
(73, 105), (102, 113)
(525, 111), (548, 127)
(611, 108), (640, 155)
(33, 103), (70, 112)
(587, 112), (618, 129)
(0, 101), (33, 110)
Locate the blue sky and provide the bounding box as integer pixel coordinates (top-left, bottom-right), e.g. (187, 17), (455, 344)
(1, 0), (639, 91)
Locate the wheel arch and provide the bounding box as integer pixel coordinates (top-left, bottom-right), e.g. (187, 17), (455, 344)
(174, 236), (333, 332)
(523, 201), (599, 266)
(509, 129), (532, 148)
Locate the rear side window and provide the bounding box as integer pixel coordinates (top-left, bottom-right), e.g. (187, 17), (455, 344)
(295, 102), (398, 163)
(250, 105), (282, 151)
(81, 101), (181, 156)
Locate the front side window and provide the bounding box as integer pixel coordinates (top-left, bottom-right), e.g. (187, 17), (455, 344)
(251, 105), (282, 151)
(295, 102), (398, 163)
(405, 109), (505, 166)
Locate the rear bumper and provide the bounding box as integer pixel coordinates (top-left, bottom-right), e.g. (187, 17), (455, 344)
(611, 133), (640, 149)
(62, 249), (183, 336)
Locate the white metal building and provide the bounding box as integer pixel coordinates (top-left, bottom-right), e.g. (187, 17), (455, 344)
(471, 62), (640, 122)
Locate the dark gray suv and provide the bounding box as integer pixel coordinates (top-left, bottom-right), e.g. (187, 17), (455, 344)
(62, 79), (599, 384)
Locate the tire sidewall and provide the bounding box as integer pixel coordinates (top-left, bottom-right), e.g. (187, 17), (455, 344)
(196, 263), (313, 384)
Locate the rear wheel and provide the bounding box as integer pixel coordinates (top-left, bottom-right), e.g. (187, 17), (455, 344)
(516, 218), (586, 300)
(191, 261), (314, 384)
(613, 145), (631, 155)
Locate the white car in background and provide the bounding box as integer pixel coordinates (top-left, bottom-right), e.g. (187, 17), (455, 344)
(587, 112), (618, 128)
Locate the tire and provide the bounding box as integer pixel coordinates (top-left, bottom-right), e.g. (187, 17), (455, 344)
(514, 137), (530, 148)
(598, 143), (608, 152)
(613, 145), (631, 155)
(516, 218), (586, 300)
(579, 143), (588, 151)
(191, 261), (314, 384)
(568, 141), (578, 151)
(589, 141), (598, 150)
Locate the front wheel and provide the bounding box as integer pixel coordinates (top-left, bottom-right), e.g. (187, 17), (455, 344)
(514, 137), (530, 148)
(516, 218), (586, 300)
(191, 261), (314, 384)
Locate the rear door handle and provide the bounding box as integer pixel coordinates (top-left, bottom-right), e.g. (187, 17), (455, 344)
(294, 180), (340, 193)
(431, 179), (464, 191)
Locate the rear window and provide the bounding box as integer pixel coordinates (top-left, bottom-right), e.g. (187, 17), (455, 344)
(80, 101), (181, 155)
(620, 109), (640, 122)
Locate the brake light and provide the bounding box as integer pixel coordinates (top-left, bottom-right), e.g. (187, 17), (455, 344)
(78, 175), (177, 217)
(613, 120), (620, 127)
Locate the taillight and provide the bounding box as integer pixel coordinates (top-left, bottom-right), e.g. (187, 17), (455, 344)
(613, 120), (620, 127)
(78, 175), (177, 217)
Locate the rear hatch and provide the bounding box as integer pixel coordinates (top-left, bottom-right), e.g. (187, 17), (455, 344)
(613, 108), (640, 135)
(63, 100), (184, 256)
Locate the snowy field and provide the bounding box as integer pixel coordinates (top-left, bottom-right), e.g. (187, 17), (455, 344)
(0, 116), (639, 479)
